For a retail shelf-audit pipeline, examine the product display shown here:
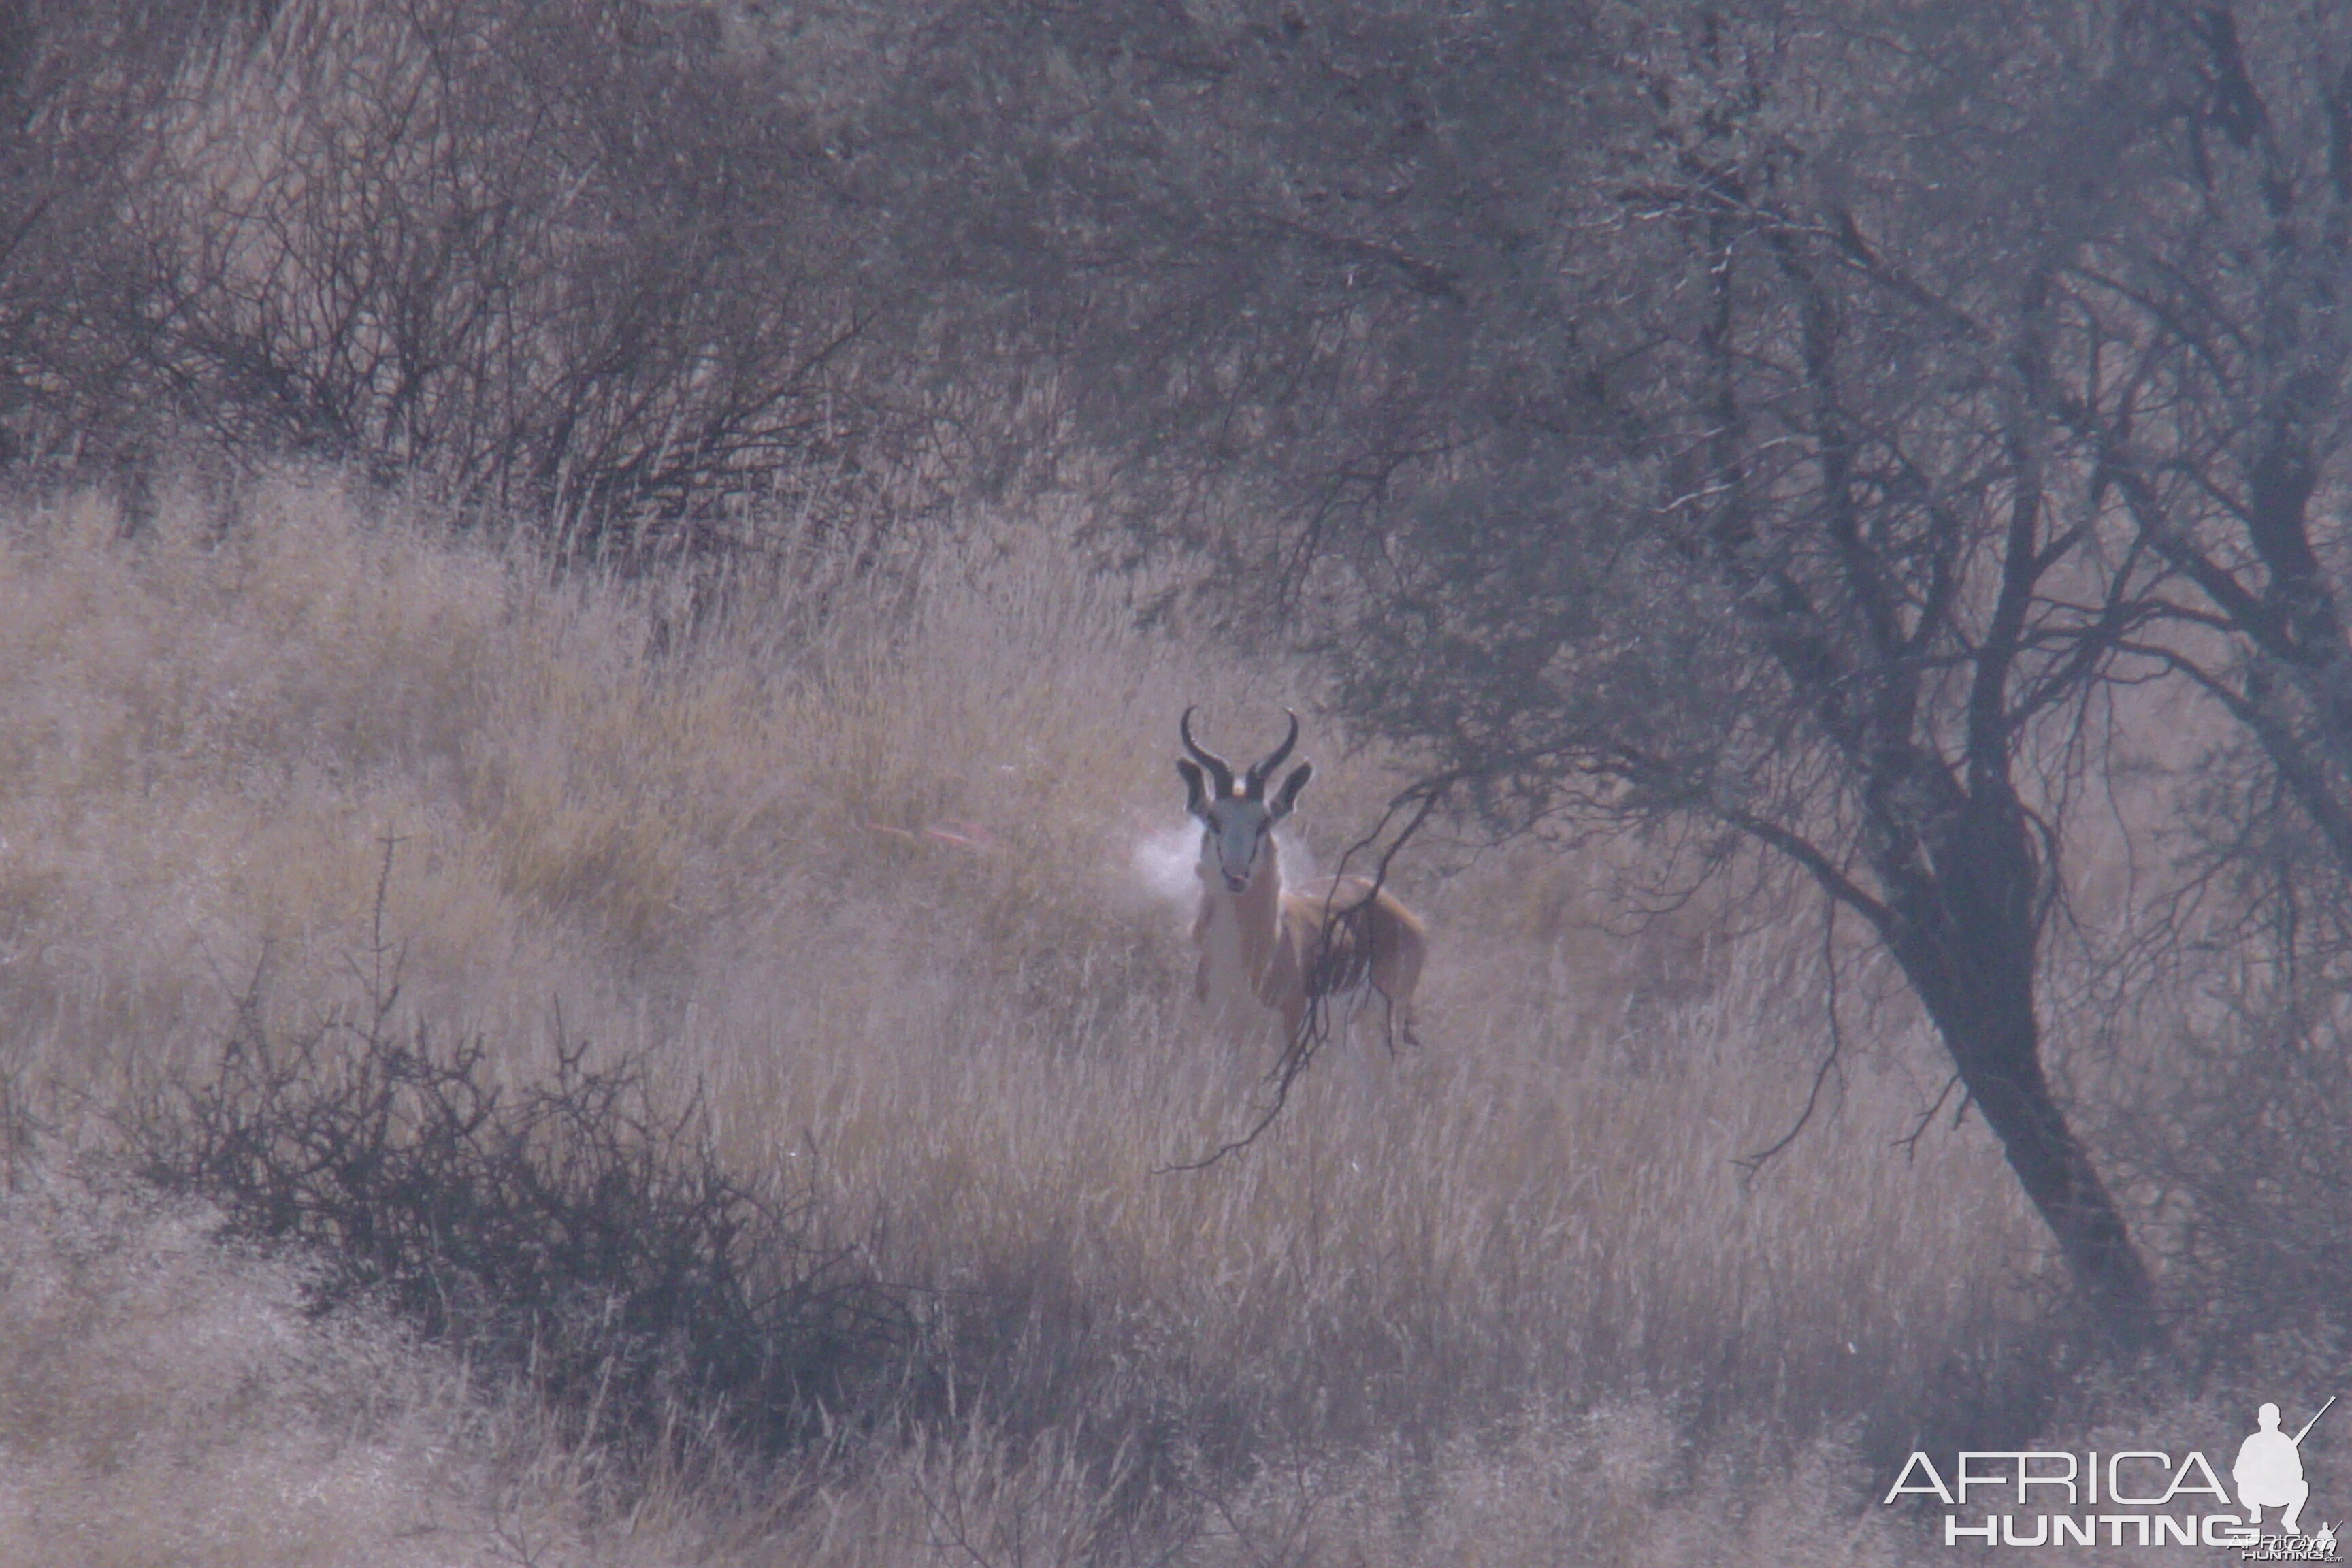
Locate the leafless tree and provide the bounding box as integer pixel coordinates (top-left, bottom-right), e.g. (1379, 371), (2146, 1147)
(2038, 5), (2352, 973)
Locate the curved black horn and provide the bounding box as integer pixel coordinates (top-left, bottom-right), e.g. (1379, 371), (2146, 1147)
(1244, 710), (1301, 799)
(1179, 706), (1235, 798)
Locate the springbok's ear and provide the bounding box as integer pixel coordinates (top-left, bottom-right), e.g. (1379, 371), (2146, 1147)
(1176, 758), (1209, 819)
(1268, 761), (1313, 820)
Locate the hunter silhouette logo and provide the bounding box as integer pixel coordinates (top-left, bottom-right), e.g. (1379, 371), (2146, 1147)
(2238, 1399), (2332, 1536)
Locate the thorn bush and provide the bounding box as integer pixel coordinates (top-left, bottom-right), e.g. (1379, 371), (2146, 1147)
(131, 981), (922, 1464)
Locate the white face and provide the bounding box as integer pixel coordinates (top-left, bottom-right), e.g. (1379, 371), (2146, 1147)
(1198, 797), (1276, 893)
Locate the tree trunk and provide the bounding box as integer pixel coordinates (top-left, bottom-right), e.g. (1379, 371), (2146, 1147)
(1880, 788), (2162, 1351)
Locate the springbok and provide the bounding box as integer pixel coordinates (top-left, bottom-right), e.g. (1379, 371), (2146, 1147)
(1176, 708), (1426, 1051)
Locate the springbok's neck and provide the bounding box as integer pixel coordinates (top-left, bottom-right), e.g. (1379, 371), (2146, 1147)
(1204, 834), (1285, 974)
(1245, 834), (1283, 909)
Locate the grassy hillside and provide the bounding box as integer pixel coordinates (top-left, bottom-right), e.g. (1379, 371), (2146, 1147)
(0, 474), (2252, 1565)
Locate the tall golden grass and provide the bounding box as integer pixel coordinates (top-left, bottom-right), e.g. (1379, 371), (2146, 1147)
(1, 472), (2226, 1565)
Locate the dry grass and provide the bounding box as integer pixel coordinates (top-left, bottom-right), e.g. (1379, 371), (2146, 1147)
(0, 1173), (504, 1568)
(0, 472), (2134, 1564)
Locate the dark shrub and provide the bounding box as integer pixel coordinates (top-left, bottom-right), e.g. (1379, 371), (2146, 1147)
(132, 982), (920, 1463)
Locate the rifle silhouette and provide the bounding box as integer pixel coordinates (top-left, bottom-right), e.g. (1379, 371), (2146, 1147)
(2293, 1396), (2337, 1446)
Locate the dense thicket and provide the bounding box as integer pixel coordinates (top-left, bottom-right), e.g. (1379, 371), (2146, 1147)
(1, 0), (973, 562)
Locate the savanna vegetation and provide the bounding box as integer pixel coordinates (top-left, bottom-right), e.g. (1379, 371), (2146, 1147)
(1, 2), (2348, 1564)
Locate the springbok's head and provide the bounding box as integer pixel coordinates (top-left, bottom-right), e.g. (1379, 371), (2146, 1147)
(1177, 707), (1313, 892)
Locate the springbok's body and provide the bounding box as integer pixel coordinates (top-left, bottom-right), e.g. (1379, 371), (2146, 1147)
(1178, 710), (1426, 1050)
